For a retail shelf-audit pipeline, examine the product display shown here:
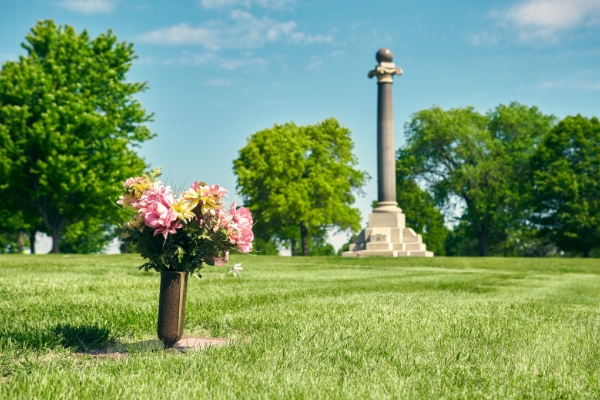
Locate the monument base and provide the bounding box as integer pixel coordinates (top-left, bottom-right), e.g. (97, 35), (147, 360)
(342, 205), (433, 257)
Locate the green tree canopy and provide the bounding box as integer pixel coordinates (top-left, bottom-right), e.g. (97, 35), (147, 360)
(394, 150), (449, 255)
(0, 209), (30, 253)
(233, 118), (368, 256)
(60, 218), (118, 254)
(0, 20), (154, 252)
(404, 102), (554, 256)
(532, 115), (600, 257)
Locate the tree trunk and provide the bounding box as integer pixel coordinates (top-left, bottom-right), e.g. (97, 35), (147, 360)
(477, 228), (489, 257)
(39, 205), (65, 254)
(29, 230), (36, 254)
(290, 238), (297, 256)
(300, 224), (309, 256)
(583, 248), (590, 258)
(16, 231), (26, 253)
(51, 228), (60, 254)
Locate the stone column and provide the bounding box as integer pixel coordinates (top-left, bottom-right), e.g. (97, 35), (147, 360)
(368, 48), (402, 213)
(341, 48), (433, 257)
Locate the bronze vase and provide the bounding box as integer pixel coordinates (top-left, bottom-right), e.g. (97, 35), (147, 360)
(157, 271), (189, 348)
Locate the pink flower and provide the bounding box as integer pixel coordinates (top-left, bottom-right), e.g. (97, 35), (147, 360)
(143, 191), (180, 239)
(138, 183), (174, 212)
(229, 203), (253, 253)
(212, 251), (229, 266)
(214, 208), (232, 233)
(153, 221), (182, 240)
(200, 184), (228, 200)
(118, 193), (141, 209)
(123, 176), (144, 188)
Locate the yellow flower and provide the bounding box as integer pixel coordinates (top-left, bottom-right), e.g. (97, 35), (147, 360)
(124, 214), (145, 232)
(199, 197), (221, 214)
(132, 178), (153, 197)
(182, 188), (199, 201)
(119, 193), (136, 206)
(173, 199), (198, 222)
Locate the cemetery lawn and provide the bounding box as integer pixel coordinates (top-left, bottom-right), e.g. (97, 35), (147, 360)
(1, 255), (600, 399)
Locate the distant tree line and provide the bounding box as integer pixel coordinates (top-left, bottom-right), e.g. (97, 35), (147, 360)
(236, 103), (599, 258)
(0, 20), (153, 253)
(392, 102), (600, 257)
(2, 24), (597, 258)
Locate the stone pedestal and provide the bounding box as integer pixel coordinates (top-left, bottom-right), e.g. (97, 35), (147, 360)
(343, 48), (433, 258)
(342, 207), (433, 257)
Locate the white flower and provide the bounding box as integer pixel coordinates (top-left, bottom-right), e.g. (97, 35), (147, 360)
(228, 263), (243, 278)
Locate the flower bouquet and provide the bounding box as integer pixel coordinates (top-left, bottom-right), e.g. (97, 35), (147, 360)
(117, 167), (253, 347)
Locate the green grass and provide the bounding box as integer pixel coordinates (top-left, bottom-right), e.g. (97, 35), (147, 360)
(1, 254), (600, 399)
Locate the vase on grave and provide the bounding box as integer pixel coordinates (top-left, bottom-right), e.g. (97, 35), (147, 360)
(157, 271), (188, 348)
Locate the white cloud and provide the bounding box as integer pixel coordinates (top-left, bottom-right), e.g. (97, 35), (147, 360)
(289, 32), (332, 44)
(536, 78), (600, 91)
(466, 31), (499, 46)
(536, 70), (600, 90)
(139, 10), (331, 49)
(191, 52), (218, 65)
(199, 0), (294, 10)
(306, 56), (322, 70)
(155, 51), (267, 70)
(58, 0), (116, 14)
(140, 23), (221, 48)
(498, 0), (600, 41)
(205, 78), (234, 86)
(219, 56), (268, 70)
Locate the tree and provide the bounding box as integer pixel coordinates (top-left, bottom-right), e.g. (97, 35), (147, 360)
(394, 150), (449, 255)
(404, 103), (554, 256)
(251, 237), (279, 256)
(0, 211), (30, 253)
(233, 118), (368, 256)
(60, 218), (118, 254)
(308, 234), (336, 256)
(0, 20), (154, 252)
(532, 115), (600, 257)
(280, 225), (337, 256)
(487, 103), (555, 256)
(444, 221), (479, 257)
(0, 208), (31, 253)
(337, 234), (357, 256)
(286, 227), (336, 256)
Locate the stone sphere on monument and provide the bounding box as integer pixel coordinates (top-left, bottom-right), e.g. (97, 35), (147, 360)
(376, 48), (394, 63)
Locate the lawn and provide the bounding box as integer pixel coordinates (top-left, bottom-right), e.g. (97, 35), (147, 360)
(1, 254), (599, 399)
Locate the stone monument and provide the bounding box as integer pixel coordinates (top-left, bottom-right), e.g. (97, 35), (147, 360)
(342, 48), (433, 257)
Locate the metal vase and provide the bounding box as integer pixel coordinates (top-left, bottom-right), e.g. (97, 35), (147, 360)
(157, 271), (188, 348)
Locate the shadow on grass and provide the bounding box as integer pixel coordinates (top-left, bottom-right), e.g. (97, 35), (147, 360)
(0, 323), (115, 352)
(53, 324), (115, 352)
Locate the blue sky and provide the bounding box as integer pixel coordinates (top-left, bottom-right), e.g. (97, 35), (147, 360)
(2, 0), (600, 252)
